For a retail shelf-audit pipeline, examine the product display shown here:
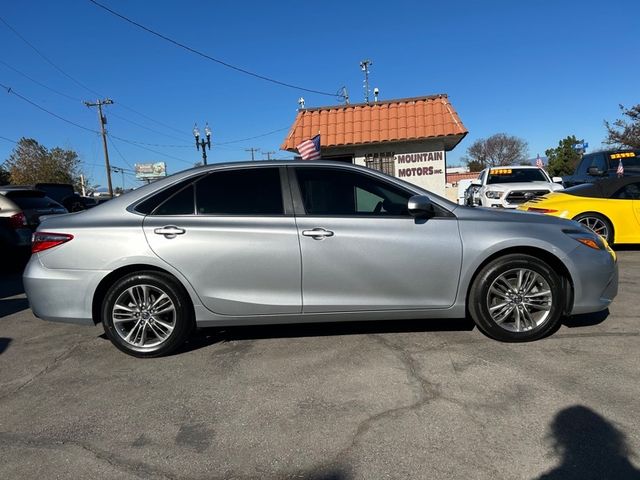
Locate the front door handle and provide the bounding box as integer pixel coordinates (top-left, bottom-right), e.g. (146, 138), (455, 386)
(154, 225), (186, 238)
(302, 227), (334, 240)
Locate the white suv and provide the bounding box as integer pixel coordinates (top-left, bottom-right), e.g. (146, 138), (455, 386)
(470, 166), (564, 209)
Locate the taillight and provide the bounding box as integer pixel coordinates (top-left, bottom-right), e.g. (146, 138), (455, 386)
(31, 232), (74, 253)
(9, 212), (27, 229)
(527, 207), (558, 214)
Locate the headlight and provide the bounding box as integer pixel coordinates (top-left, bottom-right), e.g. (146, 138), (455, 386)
(485, 191), (504, 199)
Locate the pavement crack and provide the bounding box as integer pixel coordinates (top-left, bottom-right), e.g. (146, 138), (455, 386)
(0, 431), (178, 480)
(0, 339), (85, 401)
(332, 334), (439, 462)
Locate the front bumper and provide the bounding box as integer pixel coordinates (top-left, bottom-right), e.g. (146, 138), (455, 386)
(566, 245), (618, 315)
(23, 255), (108, 326)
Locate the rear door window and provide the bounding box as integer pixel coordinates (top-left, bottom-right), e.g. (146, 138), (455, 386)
(195, 168), (283, 215)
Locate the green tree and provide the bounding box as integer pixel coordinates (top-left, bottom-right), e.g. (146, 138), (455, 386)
(463, 133), (528, 169)
(545, 135), (582, 177)
(604, 104), (640, 149)
(467, 159), (484, 172)
(4, 138), (83, 186)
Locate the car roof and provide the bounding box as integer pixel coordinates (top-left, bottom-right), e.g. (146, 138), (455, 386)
(0, 187), (46, 197)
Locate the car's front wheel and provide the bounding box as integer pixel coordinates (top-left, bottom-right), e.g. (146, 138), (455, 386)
(468, 254), (563, 342)
(101, 271), (193, 357)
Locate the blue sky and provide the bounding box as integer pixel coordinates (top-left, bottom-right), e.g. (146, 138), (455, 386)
(1, 0), (638, 189)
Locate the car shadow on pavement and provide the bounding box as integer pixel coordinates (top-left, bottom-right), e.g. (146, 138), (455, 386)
(0, 337), (11, 355)
(175, 317), (477, 355)
(0, 272), (28, 318)
(561, 309), (609, 328)
(535, 405), (640, 480)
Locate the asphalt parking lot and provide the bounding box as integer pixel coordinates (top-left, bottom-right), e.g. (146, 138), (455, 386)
(1, 252), (639, 480)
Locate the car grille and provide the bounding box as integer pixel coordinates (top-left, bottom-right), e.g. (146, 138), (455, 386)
(505, 190), (550, 205)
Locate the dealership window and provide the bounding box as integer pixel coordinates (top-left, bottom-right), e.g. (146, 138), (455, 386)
(295, 167), (410, 216)
(365, 152), (395, 176)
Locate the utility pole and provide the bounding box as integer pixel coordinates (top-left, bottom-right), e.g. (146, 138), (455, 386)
(245, 147), (260, 161)
(262, 151), (276, 161)
(79, 174), (86, 197)
(84, 98), (114, 197)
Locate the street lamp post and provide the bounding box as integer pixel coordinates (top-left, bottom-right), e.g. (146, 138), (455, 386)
(193, 122), (212, 165)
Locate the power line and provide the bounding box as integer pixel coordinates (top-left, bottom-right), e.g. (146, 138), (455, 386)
(0, 135), (17, 144)
(0, 58), (83, 102)
(0, 14), (188, 136)
(106, 135), (136, 171)
(0, 82), (100, 134)
(0, 57), (191, 142)
(88, 0), (343, 99)
(110, 135), (193, 165)
(108, 110), (190, 142)
(0, 14), (101, 97)
(217, 127), (289, 145)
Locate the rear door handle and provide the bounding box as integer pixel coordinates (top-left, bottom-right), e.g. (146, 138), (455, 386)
(302, 227), (334, 240)
(154, 225), (186, 238)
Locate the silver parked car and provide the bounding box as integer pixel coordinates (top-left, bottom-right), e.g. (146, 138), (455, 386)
(24, 161), (618, 357)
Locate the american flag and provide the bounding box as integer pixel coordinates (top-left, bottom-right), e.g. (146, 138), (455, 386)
(297, 134), (321, 160)
(536, 154), (543, 169)
(617, 159), (624, 176)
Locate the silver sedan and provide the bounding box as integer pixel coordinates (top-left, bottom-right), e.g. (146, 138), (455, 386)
(24, 161), (618, 357)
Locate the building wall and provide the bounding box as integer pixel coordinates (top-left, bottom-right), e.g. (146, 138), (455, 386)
(322, 139), (448, 196)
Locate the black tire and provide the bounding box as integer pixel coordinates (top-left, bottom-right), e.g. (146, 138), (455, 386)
(101, 271), (193, 357)
(468, 254), (563, 342)
(573, 212), (614, 245)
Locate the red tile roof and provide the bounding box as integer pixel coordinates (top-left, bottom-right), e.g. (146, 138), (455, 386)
(281, 94), (467, 151)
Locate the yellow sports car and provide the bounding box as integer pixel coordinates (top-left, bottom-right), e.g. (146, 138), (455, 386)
(518, 176), (640, 245)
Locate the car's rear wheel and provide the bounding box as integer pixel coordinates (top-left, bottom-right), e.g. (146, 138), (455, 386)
(573, 212), (614, 245)
(101, 271), (193, 357)
(469, 254), (563, 342)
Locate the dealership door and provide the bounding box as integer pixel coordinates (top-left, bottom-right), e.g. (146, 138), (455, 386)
(290, 166), (463, 313)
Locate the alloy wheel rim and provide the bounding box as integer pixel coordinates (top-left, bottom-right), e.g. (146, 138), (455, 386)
(487, 268), (552, 333)
(112, 284), (176, 349)
(577, 217), (609, 241)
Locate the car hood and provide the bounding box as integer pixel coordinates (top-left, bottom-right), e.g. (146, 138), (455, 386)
(457, 202), (578, 227)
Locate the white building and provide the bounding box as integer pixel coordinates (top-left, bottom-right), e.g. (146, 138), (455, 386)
(281, 94), (468, 197)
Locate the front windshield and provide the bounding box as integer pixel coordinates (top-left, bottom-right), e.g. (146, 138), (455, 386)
(486, 168), (547, 184)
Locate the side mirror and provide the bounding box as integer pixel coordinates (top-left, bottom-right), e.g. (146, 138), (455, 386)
(552, 176), (563, 184)
(470, 179), (482, 186)
(587, 166), (604, 176)
(408, 195), (435, 217)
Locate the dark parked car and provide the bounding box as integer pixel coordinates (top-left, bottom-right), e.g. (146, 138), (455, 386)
(0, 188), (67, 265)
(563, 150), (640, 187)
